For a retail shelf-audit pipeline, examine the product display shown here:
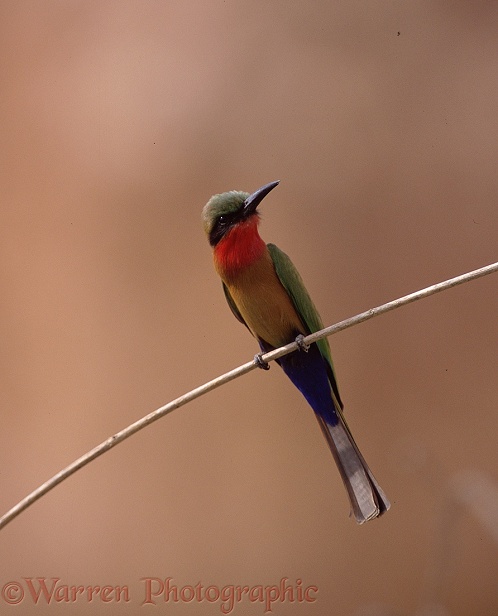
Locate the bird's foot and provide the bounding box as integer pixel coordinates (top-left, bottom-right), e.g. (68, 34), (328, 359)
(295, 334), (310, 352)
(254, 353), (270, 370)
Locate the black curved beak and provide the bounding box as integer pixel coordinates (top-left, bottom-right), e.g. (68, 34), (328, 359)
(243, 180), (280, 217)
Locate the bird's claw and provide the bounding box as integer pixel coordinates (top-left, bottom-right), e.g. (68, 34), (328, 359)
(295, 334), (310, 352)
(254, 353), (270, 370)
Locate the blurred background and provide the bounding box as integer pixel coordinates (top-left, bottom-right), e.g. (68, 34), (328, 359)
(1, 1), (497, 615)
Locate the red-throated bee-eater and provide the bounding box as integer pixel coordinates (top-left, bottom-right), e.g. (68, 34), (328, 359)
(202, 180), (390, 523)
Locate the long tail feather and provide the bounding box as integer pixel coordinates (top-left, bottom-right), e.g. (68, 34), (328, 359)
(274, 341), (389, 522)
(315, 408), (390, 523)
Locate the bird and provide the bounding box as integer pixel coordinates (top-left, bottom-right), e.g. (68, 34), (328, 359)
(202, 180), (390, 523)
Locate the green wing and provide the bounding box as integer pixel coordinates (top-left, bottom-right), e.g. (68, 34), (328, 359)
(267, 243), (342, 406)
(222, 283), (248, 328)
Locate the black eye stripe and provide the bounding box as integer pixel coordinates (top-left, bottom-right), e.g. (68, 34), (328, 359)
(209, 212), (239, 246)
(219, 212), (236, 225)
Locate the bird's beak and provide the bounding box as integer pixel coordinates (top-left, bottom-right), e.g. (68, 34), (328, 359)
(243, 180), (280, 216)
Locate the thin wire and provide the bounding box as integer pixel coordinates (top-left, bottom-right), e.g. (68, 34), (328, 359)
(0, 261), (496, 531)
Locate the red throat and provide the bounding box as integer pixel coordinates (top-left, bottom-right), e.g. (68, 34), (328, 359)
(213, 216), (266, 279)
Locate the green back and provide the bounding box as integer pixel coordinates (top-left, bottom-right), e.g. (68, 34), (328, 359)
(267, 243), (337, 378)
(268, 243), (343, 409)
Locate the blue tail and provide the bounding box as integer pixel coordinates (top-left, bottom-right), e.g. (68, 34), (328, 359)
(261, 341), (390, 522)
(276, 342), (340, 426)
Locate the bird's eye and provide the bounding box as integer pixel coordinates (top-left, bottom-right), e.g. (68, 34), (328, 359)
(218, 215), (227, 226)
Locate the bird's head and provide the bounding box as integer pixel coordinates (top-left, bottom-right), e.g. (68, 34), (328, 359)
(202, 180), (280, 247)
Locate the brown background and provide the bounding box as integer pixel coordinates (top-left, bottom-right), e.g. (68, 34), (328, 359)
(1, 2), (497, 615)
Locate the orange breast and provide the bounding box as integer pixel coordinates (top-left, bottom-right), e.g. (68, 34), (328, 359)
(223, 250), (305, 348)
